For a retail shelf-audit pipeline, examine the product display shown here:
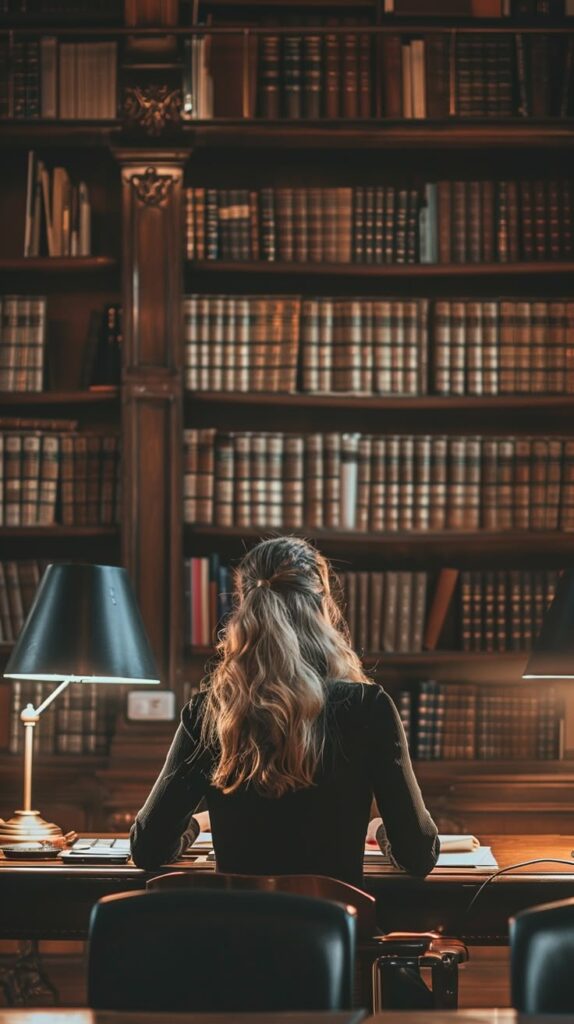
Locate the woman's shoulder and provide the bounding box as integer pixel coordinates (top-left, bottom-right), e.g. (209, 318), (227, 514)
(326, 679), (392, 714)
(180, 688), (209, 738)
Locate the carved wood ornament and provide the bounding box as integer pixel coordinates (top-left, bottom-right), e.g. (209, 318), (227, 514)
(129, 167), (175, 207)
(123, 85), (182, 136)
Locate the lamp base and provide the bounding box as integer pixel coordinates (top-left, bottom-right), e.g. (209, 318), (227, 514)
(0, 809), (64, 844)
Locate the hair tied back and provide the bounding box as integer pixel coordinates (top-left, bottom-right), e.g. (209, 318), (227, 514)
(256, 578), (271, 588)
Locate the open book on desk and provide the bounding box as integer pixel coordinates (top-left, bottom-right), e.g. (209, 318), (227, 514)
(364, 834), (498, 870)
(185, 832), (497, 869)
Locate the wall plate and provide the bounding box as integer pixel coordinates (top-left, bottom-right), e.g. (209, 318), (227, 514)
(127, 690), (176, 721)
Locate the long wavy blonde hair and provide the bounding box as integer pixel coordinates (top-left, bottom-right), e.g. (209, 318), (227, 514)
(201, 536), (370, 798)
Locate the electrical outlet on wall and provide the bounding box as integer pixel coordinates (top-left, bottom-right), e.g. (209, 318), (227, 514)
(127, 690), (176, 721)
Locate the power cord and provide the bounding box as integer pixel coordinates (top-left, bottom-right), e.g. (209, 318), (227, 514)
(462, 858), (574, 929)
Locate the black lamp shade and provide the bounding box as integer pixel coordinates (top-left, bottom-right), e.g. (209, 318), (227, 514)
(4, 563), (159, 684)
(523, 570), (574, 679)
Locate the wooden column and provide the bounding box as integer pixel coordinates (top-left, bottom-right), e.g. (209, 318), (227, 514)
(118, 154), (185, 688)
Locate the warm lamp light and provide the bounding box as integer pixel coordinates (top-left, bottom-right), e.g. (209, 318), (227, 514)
(523, 570), (574, 680)
(1, 563), (159, 844)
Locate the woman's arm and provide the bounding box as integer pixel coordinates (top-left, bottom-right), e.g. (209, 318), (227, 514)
(366, 686), (439, 877)
(129, 698), (208, 869)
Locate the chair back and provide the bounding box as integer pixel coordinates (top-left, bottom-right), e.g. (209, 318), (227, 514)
(146, 870), (377, 940)
(88, 886), (356, 1012)
(510, 896), (574, 1013)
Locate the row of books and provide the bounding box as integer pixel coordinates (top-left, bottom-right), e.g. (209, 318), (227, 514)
(385, 1), (574, 16)
(185, 180), (573, 264)
(0, 0), (120, 15)
(397, 680), (564, 760)
(181, 559), (561, 656)
(0, 294), (45, 392)
(383, 32), (574, 119)
(340, 570), (428, 653)
(24, 153), (91, 257)
(255, 31), (574, 120)
(7, 680), (114, 756)
(429, 179), (573, 263)
(183, 429), (574, 531)
(460, 569), (558, 651)
(0, 424), (120, 526)
(0, 559), (41, 643)
(183, 294), (574, 396)
(184, 555), (232, 647)
(0, 38), (117, 119)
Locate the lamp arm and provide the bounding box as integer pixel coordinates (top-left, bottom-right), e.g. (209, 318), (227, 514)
(19, 677), (73, 815)
(21, 677), (73, 722)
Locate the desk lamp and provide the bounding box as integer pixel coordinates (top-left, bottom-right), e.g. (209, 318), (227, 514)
(523, 570), (574, 680)
(0, 563), (159, 844)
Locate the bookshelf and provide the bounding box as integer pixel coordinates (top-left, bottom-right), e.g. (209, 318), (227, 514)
(1, 0), (574, 840)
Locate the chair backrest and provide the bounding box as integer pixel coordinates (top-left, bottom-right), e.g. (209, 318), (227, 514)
(510, 896), (574, 1013)
(146, 870), (377, 941)
(88, 887), (357, 1012)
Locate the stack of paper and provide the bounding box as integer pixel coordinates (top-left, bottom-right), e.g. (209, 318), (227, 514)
(364, 833), (498, 869)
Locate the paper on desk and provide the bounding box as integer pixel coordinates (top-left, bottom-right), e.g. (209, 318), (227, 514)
(435, 846), (497, 868)
(438, 834), (480, 852)
(194, 831), (213, 847)
(363, 844), (497, 868)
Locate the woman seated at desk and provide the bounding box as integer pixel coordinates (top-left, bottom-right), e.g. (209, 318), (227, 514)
(130, 535), (439, 884)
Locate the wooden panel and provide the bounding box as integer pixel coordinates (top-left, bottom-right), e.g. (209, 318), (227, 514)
(122, 383), (182, 684)
(120, 157), (184, 374)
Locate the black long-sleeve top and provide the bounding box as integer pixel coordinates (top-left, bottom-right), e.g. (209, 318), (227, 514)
(130, 680), (439, 885)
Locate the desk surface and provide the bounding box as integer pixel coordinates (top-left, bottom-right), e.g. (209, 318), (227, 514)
(0, 1013), (367, 1024)
(0, 1010), (572, 1024)
(2, 835), (574, 943)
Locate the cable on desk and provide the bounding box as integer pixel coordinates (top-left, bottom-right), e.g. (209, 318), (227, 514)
(462, 858), (574, 928)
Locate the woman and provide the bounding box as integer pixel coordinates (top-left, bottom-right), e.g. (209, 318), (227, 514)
(130, 536), (439, 884)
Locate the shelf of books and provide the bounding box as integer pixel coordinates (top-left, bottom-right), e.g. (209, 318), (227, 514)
(0, 64), (124, 797)
(171, 0), (574, 837)
(4, 0), (574, 840)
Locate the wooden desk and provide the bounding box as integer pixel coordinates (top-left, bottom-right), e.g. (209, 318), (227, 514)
(0, 1013), (368, 1024)
(2, 834), (574, 944)
(0, 1010), (572, 1024)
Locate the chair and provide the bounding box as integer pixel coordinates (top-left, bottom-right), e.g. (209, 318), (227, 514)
(147, 870), (468, 1011)
(87, 887), (356, 1012)
(510, 896), (574, 1013)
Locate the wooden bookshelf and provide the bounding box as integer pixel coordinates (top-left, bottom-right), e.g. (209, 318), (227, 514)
(2, 0), (574, 842)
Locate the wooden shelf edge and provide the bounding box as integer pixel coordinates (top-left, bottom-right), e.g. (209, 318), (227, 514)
(186, 525), (574, 547)
(0, 526), (119, 537)
(187, 392), (574, 412)
(414, 761), (574, 776)
(0, 257), (118, 271)
(187, 260), (574, 276)
(0, 388), (120, 405)
(2, 120), (573, 152)
(183, 119), (574, 149)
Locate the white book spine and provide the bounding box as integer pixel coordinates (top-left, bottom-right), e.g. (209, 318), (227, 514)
(40, 37), (58, 118)
(340, 433), (359, 530)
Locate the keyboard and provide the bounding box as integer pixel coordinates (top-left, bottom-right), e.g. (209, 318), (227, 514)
(60, 837), (131, 863)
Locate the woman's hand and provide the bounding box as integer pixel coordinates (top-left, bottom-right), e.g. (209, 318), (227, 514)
(193, 810), (211, 833)
(365, 816), (383, 846)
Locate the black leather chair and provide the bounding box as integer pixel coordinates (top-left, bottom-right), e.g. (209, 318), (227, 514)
(510, 896), (574, 1013)
(87, 887), (356, 1012)
(147, 870), (468, 1011)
